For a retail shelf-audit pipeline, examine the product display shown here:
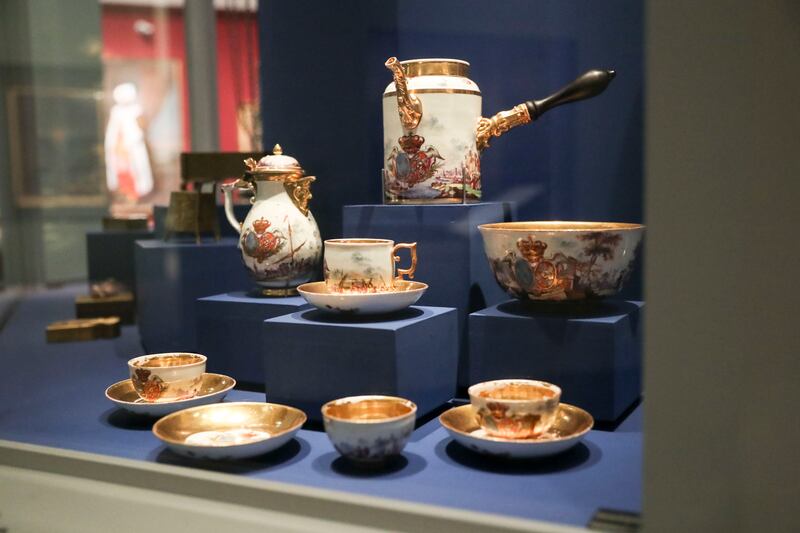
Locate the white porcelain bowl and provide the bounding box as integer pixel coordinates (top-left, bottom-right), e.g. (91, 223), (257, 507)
(322, 395), (417, 463)
(478, 221), (644, 301)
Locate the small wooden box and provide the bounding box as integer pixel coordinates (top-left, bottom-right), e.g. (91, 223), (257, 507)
(75, 292), (135, 324)
(46, 317), (121, 343)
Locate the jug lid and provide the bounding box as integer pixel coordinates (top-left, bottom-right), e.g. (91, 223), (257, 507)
(245, 144), (304, 177)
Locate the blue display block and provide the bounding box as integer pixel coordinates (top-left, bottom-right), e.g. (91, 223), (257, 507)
(263, 306), (458, 423)
(153, 204), (249, 239)
(135, 238), (251, 353)
(468, 300), (644, 422)
(196, 292), (309, 385)
(342, 202), (514, 390)
(86, 229), (154, 290)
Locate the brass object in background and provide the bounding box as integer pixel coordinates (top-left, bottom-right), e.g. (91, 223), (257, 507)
(180, 151), (264, 185)
(164, 190), (220, 243)
(75, 292), (135, 324)
(46, 317), (121, 343)
(166, 151), (266, 244)
(102, 216), (149, 231)
(475, 103), (532, 151)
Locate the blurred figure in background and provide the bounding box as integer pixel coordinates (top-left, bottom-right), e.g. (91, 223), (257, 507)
(104, 83), (153, 202)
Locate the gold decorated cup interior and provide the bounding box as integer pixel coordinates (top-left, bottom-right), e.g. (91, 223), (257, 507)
(440, 403), (594, 442)
(131, 353), (205, 368)
(476, 382), (559, 401)
(322, 396), (417, 423)
(153, 402), (307, 446)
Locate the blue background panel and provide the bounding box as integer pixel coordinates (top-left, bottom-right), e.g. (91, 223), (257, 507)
(86, 229), (154, 291)
(196, 292), (309, 385)
(135, 239), (251, 353)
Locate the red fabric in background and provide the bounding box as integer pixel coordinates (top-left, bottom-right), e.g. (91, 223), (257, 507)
(101, 5), (260, 152)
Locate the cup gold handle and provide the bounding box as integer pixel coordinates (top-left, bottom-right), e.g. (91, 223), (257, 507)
(392, 242), (417, 281)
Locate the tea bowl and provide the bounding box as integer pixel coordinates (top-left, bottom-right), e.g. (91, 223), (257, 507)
(478, 221), (644, 301)
(322, 395), (417, 463)
(128, 352), (206, 402)
(468, 379), (561, 439)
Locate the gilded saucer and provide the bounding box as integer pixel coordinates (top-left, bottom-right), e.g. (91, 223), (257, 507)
(105, 373), (235, 417)
(153, 402), (306, 460)
(439, 403), (593, 459)
(297, 280), (427, 315)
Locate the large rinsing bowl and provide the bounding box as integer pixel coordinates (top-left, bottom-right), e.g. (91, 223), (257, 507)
(478, 221), (644, 301)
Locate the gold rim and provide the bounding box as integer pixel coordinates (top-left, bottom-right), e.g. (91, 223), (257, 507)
(152, 402), (307, 447)
(478, 221), (645, 232)
(128, 352), (207, 369)
(439, 403), (594, 444)
(401, 59), (469, 77)
(468, 379), (562, 403)
(325, 238), (393, 245)
(322, 395), (417, 424)
(105, 374), (236, 405)
(384, 88), (481, 98)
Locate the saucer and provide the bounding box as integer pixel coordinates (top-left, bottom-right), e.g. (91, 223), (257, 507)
(439, 403), (593, 459)
(297, 280), (427, 315)
(152, 402), (306, 460)
(105, 373), (235, 417)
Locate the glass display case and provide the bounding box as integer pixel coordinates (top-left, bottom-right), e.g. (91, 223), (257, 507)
(2, 1), (797, 532)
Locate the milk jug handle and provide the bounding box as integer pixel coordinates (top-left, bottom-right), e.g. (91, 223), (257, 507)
(221, 178), (253, 235)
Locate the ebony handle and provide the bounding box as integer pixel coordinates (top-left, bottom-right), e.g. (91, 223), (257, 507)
(525, 69), (616, 120)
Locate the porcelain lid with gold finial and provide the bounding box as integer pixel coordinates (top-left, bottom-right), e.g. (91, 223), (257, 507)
(244, 144), (305, 179)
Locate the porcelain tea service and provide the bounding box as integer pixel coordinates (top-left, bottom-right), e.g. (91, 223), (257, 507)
(438, 378), (592, 459)
(107, 352), (235, 417)
(297, 237), (427, 315)
(323, 238), (417, 293)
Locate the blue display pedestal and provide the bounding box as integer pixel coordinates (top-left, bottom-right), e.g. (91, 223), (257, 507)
(196, 292), (309, 385)
(342, 202), (514, 390)
(263, 306), (458, 423)
(153, 204), (249, 239)
(86, 229), (154, 290)
(468, 300), (644, 422)
(135, 238), (251, 353)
